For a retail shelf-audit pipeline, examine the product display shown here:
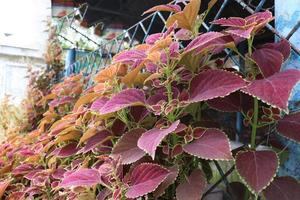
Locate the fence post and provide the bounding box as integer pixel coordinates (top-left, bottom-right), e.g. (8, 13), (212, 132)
(64, 48), (76, 76)
(275, 0), (300, 179)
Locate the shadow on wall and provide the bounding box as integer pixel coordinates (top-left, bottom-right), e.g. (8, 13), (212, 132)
(275, 0), (300, 179)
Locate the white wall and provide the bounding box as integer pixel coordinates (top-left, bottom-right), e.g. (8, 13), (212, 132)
(0, 0), (51, 104)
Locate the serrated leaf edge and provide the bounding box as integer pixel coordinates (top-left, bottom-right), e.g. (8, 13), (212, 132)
(111, 128), (147, 165)
(183, 128), (234, 161)
(235, 150), (280, 195)
(137, 120), (180, 160)
(153, 165), (179, 199)
(188, 69), (247, 104)
(125, 162), (171, 199)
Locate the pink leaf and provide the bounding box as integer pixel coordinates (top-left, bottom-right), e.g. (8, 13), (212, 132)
(83, 130), (111, 153)
(153, 165), (179, 198)
(111, 128), (146, 164)
(277, 112), (300, 143)
(137, 120), (180, 159)
(97, 188), (112, 200)
(252, 48), (283, 77)
(212, 17), (246, 27)
(175, 29), (193, 40)
(100, 89), (146, 115)
(263, 176), (300, 200)
(241, 69), (300, 112)
(143, 4), (181, 15)
(145, 33), (163, 45)
(207, 92), (241, 112)
(126, 163), (170, 198)
(188, 69), (246, 103)
(235, 150), (279, 194)
(226, 26), (255, 39)
(57, 143), (80, 158)
(59, 168), (102, 188)
(12, 164), (35, 175)
(91, 97), (109, 111)
(176, 169), (206, 200)
(261, 39), (291, 61)
(183, 128), (233, 160)
(185, 32), (224, 53)
(113, 50), (146, 64)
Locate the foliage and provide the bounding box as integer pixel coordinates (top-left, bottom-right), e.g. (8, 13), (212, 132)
(23, 25), (65, 131)
(0, 0), (300, 199)
(0, 96), (27, 139)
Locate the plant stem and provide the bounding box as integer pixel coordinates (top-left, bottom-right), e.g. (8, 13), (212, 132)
(248, 36), (253, 56)
(251, 98), (259, 149)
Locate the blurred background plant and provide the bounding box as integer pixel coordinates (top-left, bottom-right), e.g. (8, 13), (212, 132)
(22, 25), (65, 131)
(0, 95), (27, 141)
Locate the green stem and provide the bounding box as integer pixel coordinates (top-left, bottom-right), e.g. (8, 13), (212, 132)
(248, 36), (253, 56)
(251, 98), (259, 149)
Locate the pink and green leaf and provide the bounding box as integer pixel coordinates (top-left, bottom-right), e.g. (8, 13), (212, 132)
(137, 120), (180, 159)
(59, 168), (102, 188)
(100, 89), (146, 115)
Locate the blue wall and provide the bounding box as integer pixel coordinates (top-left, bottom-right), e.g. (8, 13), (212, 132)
(275, 0), (300, 179)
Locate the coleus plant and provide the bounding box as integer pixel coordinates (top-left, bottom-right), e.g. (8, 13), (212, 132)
(0, 0), (300, 199)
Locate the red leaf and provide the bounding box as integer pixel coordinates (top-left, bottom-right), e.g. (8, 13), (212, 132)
(277, 112), (300, 143)
(126, 163), (170, 198)
(111, 128), (146, 164)
(207, 92), (241, 112)
(212, 17), (246, 27)
(57, 143), (80, 158)
(263, 176), (300, 200)
(97, 188), (112, 200)
(137, 120), (180, 159)
(252, 48), (283, 77)
(59, 168), (102, 188)
(176, 169), (206, 200)
(235, 150), (279, 194)
(184, 32), (224, 53)
(183, 128), (233, 160)
(100, 89), (146, 115)
(83, 130), (111, 153)
(227, 26), (254, 39)
(261, 39), (291, 61)
(153, 165), (179, 198)
(241, 69), (300, 112)
(143, 4), (181, 15)
(189, 69), (246, 103)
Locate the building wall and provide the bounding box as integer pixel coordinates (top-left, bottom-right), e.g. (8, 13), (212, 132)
(0, 0), (51, 104)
